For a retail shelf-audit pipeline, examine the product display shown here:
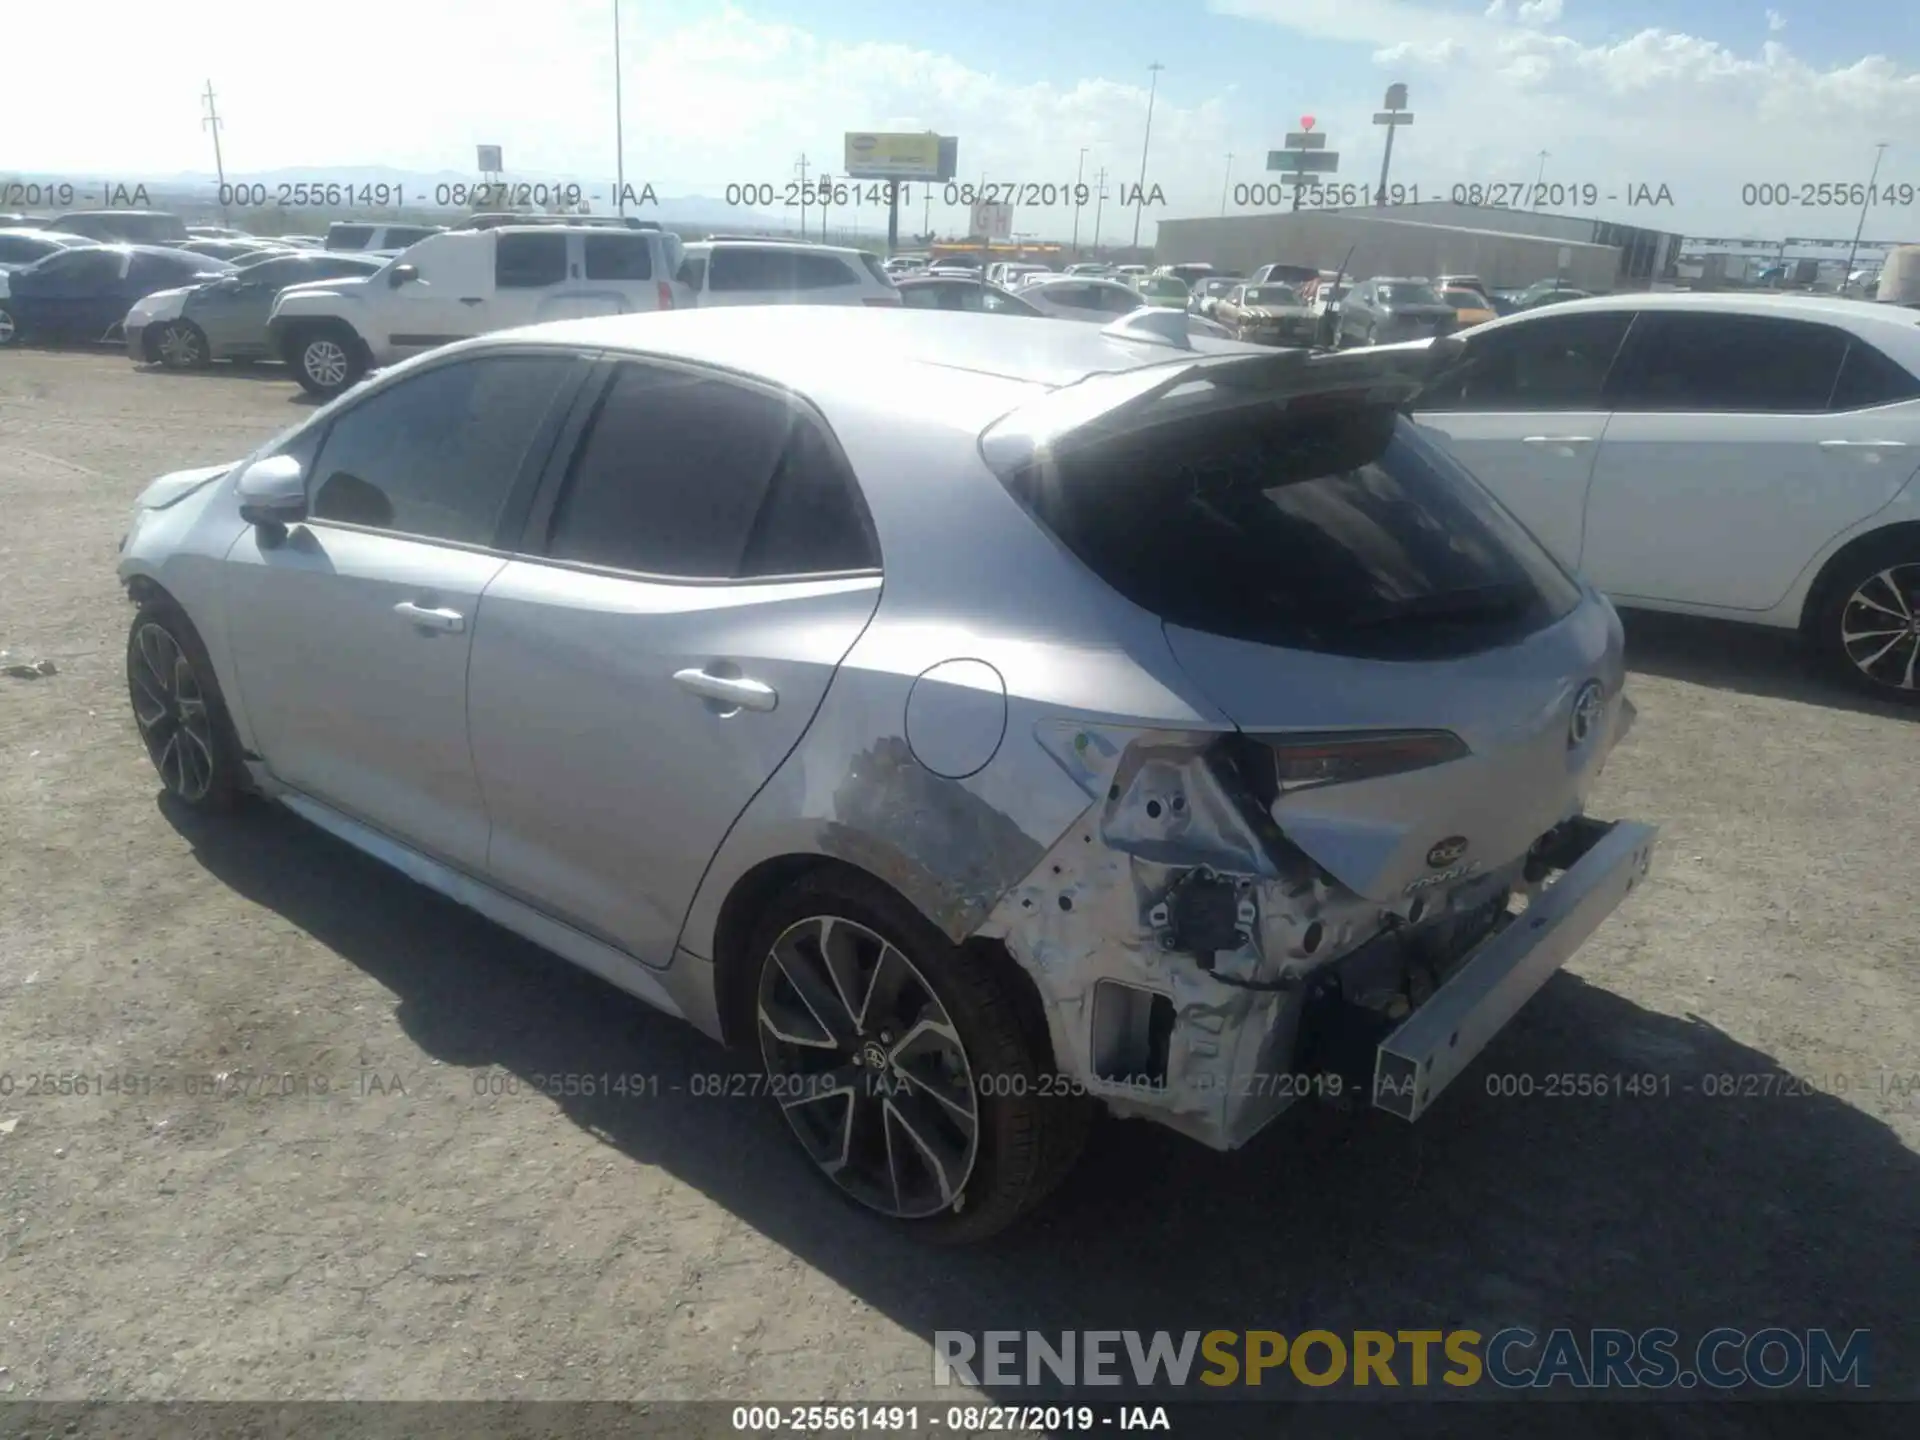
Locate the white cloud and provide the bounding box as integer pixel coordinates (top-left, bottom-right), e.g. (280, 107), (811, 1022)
(0, 0), (1912, 242)
(1767, 9), (1788, 31)
(1518, 0), (1565, 23)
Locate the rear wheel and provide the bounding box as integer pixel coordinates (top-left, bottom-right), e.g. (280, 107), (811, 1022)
(287, 326), (366, 397)
(156, 320), (210, 369)
(1815, 536), (1920, 702)
(126, 602), (246, 809)
(0, 303), (18, 346)
(748, 872), (1092, 1243)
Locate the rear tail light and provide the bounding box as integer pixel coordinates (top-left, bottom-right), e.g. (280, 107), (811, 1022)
(863, 294), (902, 306)
(657, 281), (675, 310)
(1262, 730), (1468, 793)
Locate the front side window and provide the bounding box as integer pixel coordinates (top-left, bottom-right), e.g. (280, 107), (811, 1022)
(1608, 312), (1848, 413)
(1421, 310), (1632, 412)
(306, 355), (574, 544)
(709, 248), (791, 291)
(328, 225), (374, 250)
(544, 364), (874, 578)
(791, 253), (855, 290)
(496, 232), (569, 289)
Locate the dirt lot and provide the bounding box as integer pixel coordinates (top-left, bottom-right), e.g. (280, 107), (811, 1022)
(1, 349), (1915, 1429)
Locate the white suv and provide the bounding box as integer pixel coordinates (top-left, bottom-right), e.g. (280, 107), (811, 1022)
(676, 241), (899, 307)
(324, 222), (446, 253)
(269, 226), (689, 395)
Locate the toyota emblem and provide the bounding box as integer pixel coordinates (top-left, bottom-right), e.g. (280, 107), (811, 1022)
(1569, 680), (1605, 748)
(1426, 836), (1469, 868)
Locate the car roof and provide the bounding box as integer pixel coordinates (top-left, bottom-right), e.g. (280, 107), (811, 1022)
(498, 307), (1243, 419)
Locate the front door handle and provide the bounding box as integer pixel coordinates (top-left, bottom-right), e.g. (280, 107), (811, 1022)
(1818, 439), (1907, 450)
(673, 667), (778, 713)
(459, 297), (485, 305)
(1522, 435), (1596, 445)
(393, 601), (466, 633)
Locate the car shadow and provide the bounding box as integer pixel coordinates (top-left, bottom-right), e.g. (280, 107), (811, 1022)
(132, 359), (294, 384)
(1622, 609), (1917, 723)
(160, 798), (1917, 1433)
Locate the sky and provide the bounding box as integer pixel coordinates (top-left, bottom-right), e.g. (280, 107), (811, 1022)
(5, 0), (1919, 241)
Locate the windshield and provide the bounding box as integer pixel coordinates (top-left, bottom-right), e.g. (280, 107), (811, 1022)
(1243, 285), (1299, 306)
(1376, 283), (1442, 307)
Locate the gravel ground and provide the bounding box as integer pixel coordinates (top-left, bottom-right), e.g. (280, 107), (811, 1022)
(0, 349), (1914, 1434)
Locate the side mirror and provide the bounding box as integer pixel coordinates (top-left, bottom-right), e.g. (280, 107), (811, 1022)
(236, 454), (308, 536)
(388, 263), (418, 289)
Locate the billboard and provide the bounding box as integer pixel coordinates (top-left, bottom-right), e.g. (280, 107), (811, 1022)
(477, 145), (503, 172)
(844, 132), (941, 180)
(971, 199), (1013, 239)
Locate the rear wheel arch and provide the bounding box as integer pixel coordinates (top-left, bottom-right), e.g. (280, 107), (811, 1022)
(1799, 521), (1920, 636)
(709, 853), (1058, 1074)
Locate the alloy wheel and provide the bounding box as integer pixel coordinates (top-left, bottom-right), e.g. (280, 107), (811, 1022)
(0, 308), (16, 345)
(1839, 563), (1920, 692)
(159, 323), (204, 367)
(302, 339), (349, 389)
(128, 622), (217, 802)
(756, 915), (980, 1219)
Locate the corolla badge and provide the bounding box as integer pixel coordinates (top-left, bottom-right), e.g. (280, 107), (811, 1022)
(1426, 835), (1469, 868)
(1569, 680), (1606, 748)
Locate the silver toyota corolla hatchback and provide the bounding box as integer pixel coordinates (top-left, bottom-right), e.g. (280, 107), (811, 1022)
(118, 306), (1656, 1241)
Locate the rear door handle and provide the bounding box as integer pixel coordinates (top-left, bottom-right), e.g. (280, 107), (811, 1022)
(393, 601), (466, 633)
(1818, 439), (1907, 450)
(673, 668), (778, 713)
(459, 297), (484, 305)
(1522, 435), (1596, 445)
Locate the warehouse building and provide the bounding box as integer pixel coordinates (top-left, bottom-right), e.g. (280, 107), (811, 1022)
(1153, 209), (1619, 292)
(1156, 202), (1682, 291)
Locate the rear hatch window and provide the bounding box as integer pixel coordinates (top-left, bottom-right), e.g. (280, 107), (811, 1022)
(1004, 402), (1581, 661)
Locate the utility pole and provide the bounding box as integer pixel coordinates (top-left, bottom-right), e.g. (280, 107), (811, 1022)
(1532, 150), (1549, 206)
(1071, 147), (1088, 258)
(794, 154), (810, 240)
(1131, 61), (1164, 252)
(1844, 142), (1890, 293)
(1093, 166), (1109, 252)
(1220, 152), (1233, 215)
(613, 1), (627, 216)
(200, 81), (229, 226)
(1372, 83), (1412, 206)
(923, 184), (933, 243)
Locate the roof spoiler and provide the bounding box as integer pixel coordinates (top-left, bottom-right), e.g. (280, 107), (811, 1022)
(979, 336), (1465, 475)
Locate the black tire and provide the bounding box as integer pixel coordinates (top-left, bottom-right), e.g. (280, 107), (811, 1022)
(286, 324), (367, 397)
(155, 320), (211, 370)
(0, 302), (19, 347)
(126, 600), (247, 810)
(746, 870), (1093, 1243)
(1811, 533), (1920, 703)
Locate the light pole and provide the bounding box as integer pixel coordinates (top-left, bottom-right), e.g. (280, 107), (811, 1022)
(1094, 166), (1108, 251)
(1220, 152), (1233, 216)
(1532, 150), (1548, 206)
(613, 1), (627, 216)
(1131, 62), (1163, 252)
(1071, 147), (1088, 258)
(1844, 142), (1890, 293)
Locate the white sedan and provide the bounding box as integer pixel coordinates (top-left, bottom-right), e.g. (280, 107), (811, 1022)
(1413, 291), (1920, 699)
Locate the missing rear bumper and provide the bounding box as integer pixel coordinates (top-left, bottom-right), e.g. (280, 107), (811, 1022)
(1372, 817), (1657, 1121)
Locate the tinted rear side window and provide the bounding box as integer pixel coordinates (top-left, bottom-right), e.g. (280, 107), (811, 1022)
(857, 252), (893, 286)
(710, 248), (791, 291)
(1829, 339), (1920, 410)
(584, 233), (653, 280)
(739, 422), (877, 575)
(1005, 405), (1582, 660)
(497, 232), (569, 288)
(328, 225), (375, 250)
(1608, 312), (1848, 413)
(384, 227), (440, 248)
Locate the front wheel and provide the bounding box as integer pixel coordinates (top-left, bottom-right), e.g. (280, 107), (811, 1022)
(287, 326), (366, 397)
(126, 602), (246, 809)
(156, 320), (210, 369)
(1815, 538), (1920, 702)
(0, 303), (19, 346)
(748, 872), (1092, 1242)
